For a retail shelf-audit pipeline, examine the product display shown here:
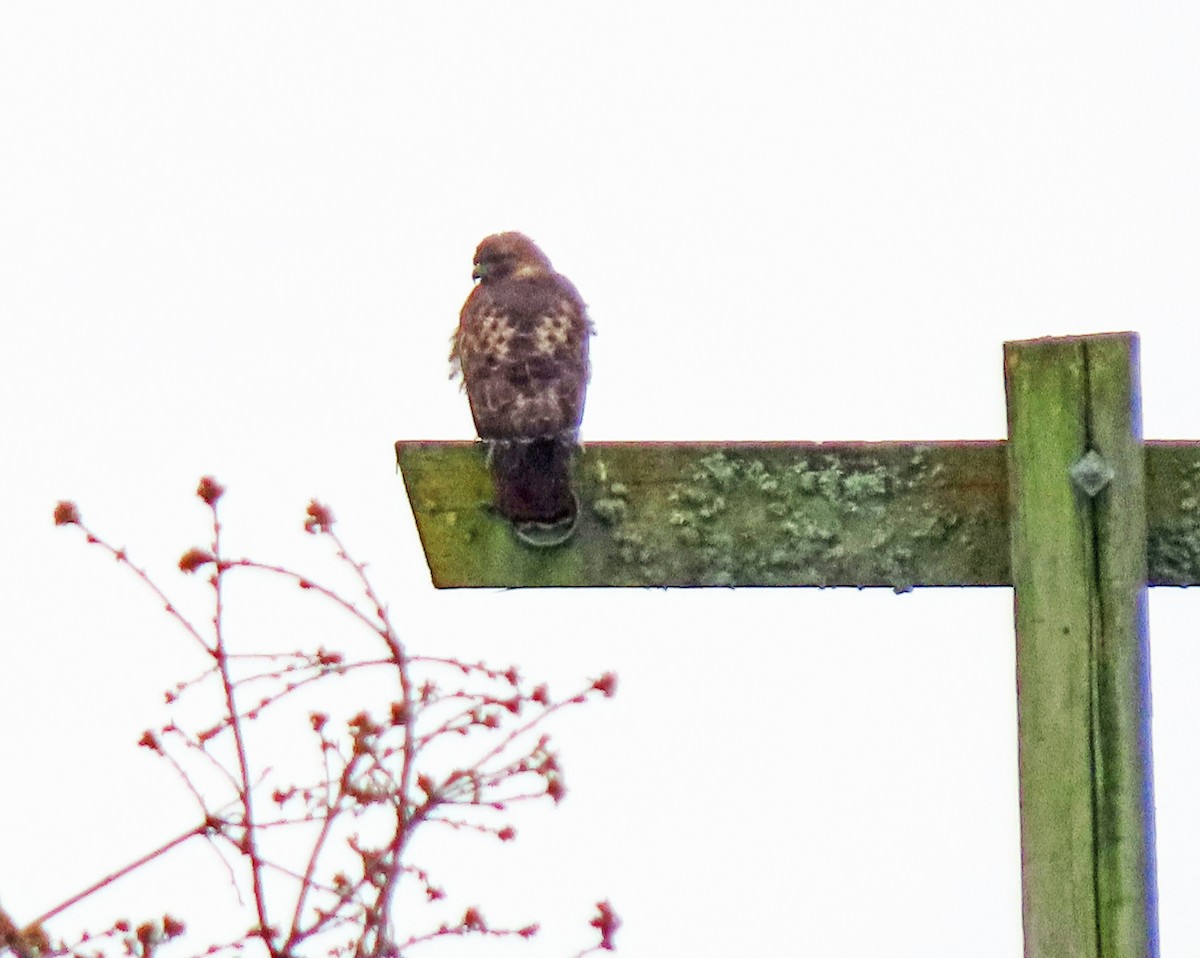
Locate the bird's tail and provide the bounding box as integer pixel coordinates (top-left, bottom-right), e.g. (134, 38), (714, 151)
(487, 436), (579, 546)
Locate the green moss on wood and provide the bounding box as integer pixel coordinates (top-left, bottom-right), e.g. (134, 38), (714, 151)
(1146, 444), (1200, 585)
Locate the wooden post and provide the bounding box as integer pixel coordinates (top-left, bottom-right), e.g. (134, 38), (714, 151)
(1004, 333), (1157, 957)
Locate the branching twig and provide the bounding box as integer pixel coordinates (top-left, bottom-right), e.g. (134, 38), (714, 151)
(41, 483), (620, 958)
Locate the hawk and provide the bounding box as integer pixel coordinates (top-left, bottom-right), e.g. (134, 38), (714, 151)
(451, 232), (593, 545)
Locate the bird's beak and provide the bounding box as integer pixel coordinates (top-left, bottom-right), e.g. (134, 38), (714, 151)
(471, 262), (486, 281)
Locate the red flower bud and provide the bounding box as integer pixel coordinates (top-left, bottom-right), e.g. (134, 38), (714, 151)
(53, 501), (81, 526)
(178, 548), (214, 573)
(590, 901), (620, 950)
(196, 476), (225, 505)
(304, 500), (335, 533)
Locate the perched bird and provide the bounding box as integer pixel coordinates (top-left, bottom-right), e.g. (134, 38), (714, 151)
(451, 232), (593, 545)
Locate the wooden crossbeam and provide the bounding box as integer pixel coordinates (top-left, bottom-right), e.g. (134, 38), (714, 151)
(396, 438), (1200, 590)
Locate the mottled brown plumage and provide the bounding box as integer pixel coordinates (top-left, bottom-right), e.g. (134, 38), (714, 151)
(451, 233), (593, 538)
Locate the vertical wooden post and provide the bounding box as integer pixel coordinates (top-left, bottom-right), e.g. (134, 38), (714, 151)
(1005, 333), (1158, 958)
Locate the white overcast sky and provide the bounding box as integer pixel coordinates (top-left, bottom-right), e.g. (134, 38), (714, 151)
(2, 3), (1200, 956)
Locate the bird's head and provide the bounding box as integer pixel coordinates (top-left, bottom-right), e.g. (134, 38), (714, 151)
(471, 232), (553, 283)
